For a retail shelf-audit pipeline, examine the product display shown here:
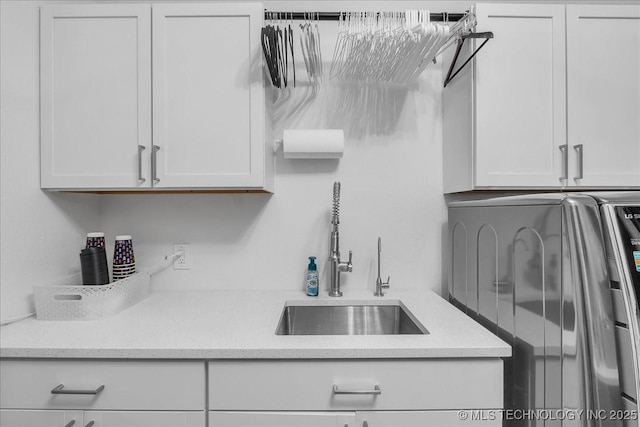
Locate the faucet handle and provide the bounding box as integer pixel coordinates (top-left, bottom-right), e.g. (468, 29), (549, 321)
(346, 250), (353, 272)
(374, 275), (391, 297)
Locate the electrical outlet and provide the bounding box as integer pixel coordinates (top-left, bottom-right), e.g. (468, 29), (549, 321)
(173, 244), (191, 270)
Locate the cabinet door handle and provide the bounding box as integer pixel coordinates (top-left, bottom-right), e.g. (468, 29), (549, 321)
(85, 422), (95, 427)
(559, 144), (568, 180)
(137, 145), (146, 183)
(64, 421), (76, 427)
(573, 144), (584, 180)
(51, 384), (105, 395)
(333, 385), (381, 395)
(152, 145), (160, 183)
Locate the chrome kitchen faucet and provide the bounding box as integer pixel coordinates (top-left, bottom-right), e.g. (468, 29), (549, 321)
(329, 182), (352, 297)
(374, 237), (391, 297)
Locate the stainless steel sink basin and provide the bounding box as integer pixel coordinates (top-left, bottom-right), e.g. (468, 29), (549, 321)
(275, 303), (428, 335)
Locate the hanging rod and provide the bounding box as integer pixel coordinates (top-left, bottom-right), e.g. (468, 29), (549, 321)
(264, 11), (467, 22)
(263, 9), (492, 88)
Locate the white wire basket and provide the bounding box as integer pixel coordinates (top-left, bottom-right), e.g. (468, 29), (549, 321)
(33, 271), (150, 321)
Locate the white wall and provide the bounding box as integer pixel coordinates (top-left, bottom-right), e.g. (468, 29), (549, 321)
(0, 0), (458, 321)
(98, 0), (450, 294)
(0, 1), (101, 321)
(99, 83), (446, 293)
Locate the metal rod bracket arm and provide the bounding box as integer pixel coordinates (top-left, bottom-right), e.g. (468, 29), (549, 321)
(444, 31), (494, 88)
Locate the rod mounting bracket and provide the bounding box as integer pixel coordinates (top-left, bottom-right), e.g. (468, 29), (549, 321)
(444, 31), (494, 88)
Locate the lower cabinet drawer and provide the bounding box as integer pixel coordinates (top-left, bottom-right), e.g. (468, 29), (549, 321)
(0, 360), (205, 410)
(209, 411), (356, 427)
(87, 410), (206, 426)
(1, 409), (206, 427)
(0, 409), (67, 426)
(208, 359), (503, 411)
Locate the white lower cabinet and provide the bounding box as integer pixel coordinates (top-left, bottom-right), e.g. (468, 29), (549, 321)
(2, 358), (504, 427)
(209, 412), (356, 427)
(208, 359), (504, 427)
(356, 411), (500, 426)
(86, 410), (205, 427)
(0, 409), (70, 427)
(0, 360), (206, 427)
(209, 411), (501, 427)
(1, 409), (205, 427)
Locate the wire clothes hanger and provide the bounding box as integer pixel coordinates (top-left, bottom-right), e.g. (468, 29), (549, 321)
(261, 12), (297, 88)
(299, 12), (323, 84)
(329, 10), (452, 86)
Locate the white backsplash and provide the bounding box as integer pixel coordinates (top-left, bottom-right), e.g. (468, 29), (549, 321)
(99, 119), (447, 293)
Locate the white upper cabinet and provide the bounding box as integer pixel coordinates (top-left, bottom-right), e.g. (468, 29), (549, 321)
(40, 4), (152, 189)
(473, 3), (567, 189)
(152, 4), (268, 190)
(443, 3), (640, 193)
(566, 5), (640, 187)
(40, 3), (271, 192)
(443, 3), (566, 193)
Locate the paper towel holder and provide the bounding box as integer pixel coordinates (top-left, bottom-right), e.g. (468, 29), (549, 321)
(274, 129), (344, 159)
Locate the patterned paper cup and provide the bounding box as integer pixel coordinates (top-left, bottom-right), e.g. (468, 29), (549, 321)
(113, 235), (135, 265)
(85, 232), (105, 249)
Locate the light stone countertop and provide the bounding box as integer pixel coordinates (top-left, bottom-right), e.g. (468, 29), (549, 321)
(0, 290), (511, 359)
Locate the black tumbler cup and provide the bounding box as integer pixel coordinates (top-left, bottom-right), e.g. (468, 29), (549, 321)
(80, 247), (110, 285)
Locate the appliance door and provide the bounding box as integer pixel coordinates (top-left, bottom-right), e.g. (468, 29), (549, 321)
(602, 204), (640, 424)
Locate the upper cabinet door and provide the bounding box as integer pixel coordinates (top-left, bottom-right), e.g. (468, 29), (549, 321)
(567, 5), (640, 187)
(152, 3), (266, 190)
(473, 3), (567, 188)
(40, 5), (152, 189)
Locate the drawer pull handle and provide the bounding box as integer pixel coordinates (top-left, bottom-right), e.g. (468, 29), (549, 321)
(64, 421), (75, 427)
(51, 384), (105, 395)
(332, 385), (381, 395)
(85, 422), (95, 427)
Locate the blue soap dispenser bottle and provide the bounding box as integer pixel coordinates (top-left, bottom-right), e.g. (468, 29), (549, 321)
(306, 256), (319, 296)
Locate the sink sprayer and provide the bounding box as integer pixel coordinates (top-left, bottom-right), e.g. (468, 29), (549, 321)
(329, 182), (352, 297)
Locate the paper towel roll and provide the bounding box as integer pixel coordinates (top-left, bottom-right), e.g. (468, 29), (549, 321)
(283, 129), (344, 159)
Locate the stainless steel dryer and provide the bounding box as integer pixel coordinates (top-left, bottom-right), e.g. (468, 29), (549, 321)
(448, 192), (639, 426)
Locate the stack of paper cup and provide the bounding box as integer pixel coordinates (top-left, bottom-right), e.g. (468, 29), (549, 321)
(85, 232), (105, 249)
(112, 235), (136, 281)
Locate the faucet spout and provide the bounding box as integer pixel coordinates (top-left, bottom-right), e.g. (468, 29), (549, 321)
(328, 182), (352, 297)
